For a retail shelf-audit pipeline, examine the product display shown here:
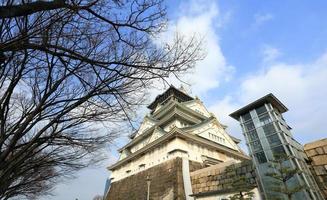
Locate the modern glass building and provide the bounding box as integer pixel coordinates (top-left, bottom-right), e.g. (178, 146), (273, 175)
(230, 93), (323, 200)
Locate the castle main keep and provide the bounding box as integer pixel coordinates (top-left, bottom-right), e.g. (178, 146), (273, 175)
(105, 86), (254, 200)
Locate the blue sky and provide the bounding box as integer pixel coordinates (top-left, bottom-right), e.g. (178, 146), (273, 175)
(43, 1), (327, 199)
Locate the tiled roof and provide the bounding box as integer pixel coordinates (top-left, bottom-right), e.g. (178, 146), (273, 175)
(148, 85), (194, 110)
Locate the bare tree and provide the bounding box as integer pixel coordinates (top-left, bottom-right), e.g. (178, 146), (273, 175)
(0, 0), (202, 199)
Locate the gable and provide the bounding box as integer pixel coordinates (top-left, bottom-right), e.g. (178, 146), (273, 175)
(129, 127), (166, 153)
(189, 120), (240, 151)
(162, 119), (191, 132)
(148, 127), (165, 143)
(135, 116), (156, 138)
(183, 100), (211, 118)
(119, 149), (131, 161)
(130, 135), (151, 153)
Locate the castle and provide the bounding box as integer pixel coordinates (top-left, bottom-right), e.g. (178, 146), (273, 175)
(105, 86), (258, 200)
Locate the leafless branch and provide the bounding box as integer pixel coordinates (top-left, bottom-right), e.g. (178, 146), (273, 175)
(0, 0), (203, 199)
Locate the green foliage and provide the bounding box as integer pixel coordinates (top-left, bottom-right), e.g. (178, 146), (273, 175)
(265, 154), (306, 200)
(225, 164), (256, 200)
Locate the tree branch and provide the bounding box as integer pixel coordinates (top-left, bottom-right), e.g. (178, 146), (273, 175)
(0, 1), (67, 19)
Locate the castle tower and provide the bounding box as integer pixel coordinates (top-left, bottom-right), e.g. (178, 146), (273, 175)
(105, 86), (249, 200)
(230, 93), (323, 200)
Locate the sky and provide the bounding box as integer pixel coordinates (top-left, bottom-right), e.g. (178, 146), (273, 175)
(43, 1), (327, 199)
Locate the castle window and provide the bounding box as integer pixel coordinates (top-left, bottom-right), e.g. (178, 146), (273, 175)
(209, 132), (225, 144)
(139, 164), (145, 170)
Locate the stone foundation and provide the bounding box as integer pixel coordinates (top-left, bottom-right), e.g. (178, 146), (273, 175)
(304, 138), (327, 199)
(190, 160), (256, 197)
(106, 158), (204, 200)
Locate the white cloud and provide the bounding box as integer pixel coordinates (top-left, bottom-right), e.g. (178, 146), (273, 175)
(262, 45), (281, 63)
(132, 0), (235, 141)
(154, 0), (234, 96)
(209, 96), (240, 135)
(253, 13), (274, 27)
(210, 51), (327, 146)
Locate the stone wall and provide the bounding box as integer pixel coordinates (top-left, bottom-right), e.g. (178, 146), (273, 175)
(106, 158), (204, 200)
(190, 160), (256, 197)
(189, 160), (204, 172)
(304, 138), (327, 198)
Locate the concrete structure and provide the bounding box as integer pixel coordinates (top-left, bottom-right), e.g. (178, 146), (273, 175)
(105, 86), (254, 200)
(304, 138), (327, 199)
(230, 93), (323, 200)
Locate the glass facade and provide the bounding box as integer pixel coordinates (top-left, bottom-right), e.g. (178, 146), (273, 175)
(247, 130), (259, 141)
(262, 123), (276, 136)
(267, 134), (281, 146)
(250, 140), (263, 152)
(237, 102), (323, 200)
(255, 152), (267, 164)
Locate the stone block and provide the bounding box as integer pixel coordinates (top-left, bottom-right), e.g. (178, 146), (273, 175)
(314, 165), (327, 175)
(106, 158), (187, 200)
(306, 149), (317, 157)
(316, 147), (325, 155)
(305, 138), (327, 150)
(312, 155), (327, 165)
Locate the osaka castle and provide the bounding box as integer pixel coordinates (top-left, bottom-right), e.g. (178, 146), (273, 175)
(105, 86), (259, 200)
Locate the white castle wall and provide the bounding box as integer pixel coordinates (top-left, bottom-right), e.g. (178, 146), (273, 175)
(110, 137), (237, 182)
(110, 96), (242, 182)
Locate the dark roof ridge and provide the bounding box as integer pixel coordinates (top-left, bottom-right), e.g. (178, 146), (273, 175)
(229, 93), (288, 120)
(147, 85), (194, 110)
